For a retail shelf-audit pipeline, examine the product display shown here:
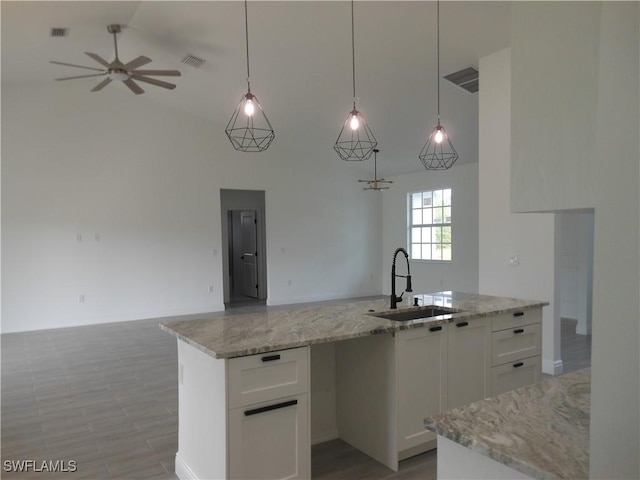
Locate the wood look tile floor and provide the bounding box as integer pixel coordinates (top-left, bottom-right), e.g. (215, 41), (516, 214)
(1, 311), (590, 479)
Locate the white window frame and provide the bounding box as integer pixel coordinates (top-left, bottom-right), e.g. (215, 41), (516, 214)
(408, 188), (452, 262)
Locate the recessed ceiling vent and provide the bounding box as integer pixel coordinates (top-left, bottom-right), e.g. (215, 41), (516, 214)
(443, 66), (478, 94)
(50, 27), (69, 38)
(181, 54), (206, 69)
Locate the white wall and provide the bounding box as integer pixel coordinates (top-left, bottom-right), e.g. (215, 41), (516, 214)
(510, 3), (639, 477)
(478, 48), (560, 375)
(1, 83), (382, 333)
(381, 163), (479, 296)
(510, 2), (599, 212)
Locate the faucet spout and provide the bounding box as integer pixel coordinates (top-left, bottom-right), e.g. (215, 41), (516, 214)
(391, 247), (412, 309)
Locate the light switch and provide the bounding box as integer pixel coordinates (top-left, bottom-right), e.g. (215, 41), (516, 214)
(509, 256), (520, 266)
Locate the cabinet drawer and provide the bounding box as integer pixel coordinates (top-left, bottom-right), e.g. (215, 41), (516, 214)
(228, 347), (309, 409)
(491, 308), (542, 332)
(228, 393), (310, 479)
(490, 356), (541, 395)
(491, 323), (541, 366)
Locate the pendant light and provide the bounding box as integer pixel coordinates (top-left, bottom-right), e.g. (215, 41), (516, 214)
(418, 0), (458, 170)
(358, 149), (393, 191)
(333, 0), (377, 161)
(225, 0), (275, 152)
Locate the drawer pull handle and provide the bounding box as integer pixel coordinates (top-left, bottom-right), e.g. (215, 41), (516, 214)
(513, 328), (525, 334)
(244, 399), (298, 416)
(261, 354), (281, 362)
(456, 321), (469, 328)
(429, 326), (443, 332)
(513, 311), (524, 317)
(513, 362), (524, 368)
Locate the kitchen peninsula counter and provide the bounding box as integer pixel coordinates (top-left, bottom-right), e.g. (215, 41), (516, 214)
(425, 368), (591, 479)
(160, 291), (547, 359)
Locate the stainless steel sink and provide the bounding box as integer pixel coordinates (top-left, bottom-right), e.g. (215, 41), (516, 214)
(372, 306), (458, 322)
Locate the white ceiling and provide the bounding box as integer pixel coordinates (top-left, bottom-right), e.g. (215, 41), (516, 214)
(1, 1), (511, 176)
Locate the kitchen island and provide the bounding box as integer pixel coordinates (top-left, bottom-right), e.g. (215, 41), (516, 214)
(425, 367), (590, 479)
(160, 291), (547, 479)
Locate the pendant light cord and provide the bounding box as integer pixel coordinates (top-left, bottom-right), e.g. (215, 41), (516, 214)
(245, 0), (251, 92)
(436, 0), (440, 123)
(351, 0), (356, 108)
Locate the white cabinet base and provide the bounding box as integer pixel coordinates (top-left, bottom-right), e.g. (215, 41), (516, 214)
(436, 436), (531, 479)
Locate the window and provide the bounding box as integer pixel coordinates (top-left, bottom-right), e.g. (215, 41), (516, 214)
(409, 188), (452, 261)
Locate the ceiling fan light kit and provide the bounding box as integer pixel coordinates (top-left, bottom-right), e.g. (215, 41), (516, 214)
(333, 0), (377, 161)
(225, 0), (275, 153)
(358, 149), (393, 191)
(50, 24), (181, 95)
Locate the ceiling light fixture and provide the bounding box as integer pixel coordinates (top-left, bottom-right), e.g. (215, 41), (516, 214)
(358, 149), (393, 191)
(419, 0), (459, 170)
(225, 0), (275, 152)
(333, 0), (377, 161)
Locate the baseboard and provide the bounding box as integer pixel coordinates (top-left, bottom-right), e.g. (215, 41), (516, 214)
(542, 358), (564, 376)
(267, 291), (381, 307)
(311, 430), (339, 445)
(175, 453), (198, 480)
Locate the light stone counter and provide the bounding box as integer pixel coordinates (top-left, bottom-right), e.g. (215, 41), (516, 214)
(160, 291), (547, 359)
(425, 368), (591, 479)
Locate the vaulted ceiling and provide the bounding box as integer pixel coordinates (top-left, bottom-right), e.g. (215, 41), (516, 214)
(2, 1), (511, 176)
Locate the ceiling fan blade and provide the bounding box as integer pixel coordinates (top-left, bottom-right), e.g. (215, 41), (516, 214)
(130, 70), (181, 77)
(84, 52), (111, 68)
(123, 78), (145, 95)
(91, 78), (112, 92)
(124, 56), (152, 70)
(55, 73), (108, 81)
(50, 61), (105, 72)
(130, 75), (176, 90)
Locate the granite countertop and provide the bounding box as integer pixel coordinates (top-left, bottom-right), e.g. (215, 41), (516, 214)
(160, 291), (547, 359)
(425, 368), (591, 480)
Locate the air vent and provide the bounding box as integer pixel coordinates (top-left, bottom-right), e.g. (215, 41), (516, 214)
(50, 27), (69, 38)
(443, 67), (479, 94)
(181, 54), (206, 69)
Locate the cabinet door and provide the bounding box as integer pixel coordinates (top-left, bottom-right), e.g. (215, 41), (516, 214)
(396, 325), (447, 453)
(229, 393), (309, 480)
(447, 318), (491, 410)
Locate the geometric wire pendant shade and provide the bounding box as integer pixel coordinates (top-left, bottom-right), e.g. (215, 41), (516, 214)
(419, 0), (459, 170)
(333, 0), (377, 161)
(225, 0), (275, 152)
(419, 123), (458, 170)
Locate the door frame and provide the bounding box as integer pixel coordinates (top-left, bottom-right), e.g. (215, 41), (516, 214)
(220, 189), (267, 304)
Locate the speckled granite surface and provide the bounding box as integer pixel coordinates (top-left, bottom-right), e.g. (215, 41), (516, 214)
(425, 368), (591, 480)
(160, 291), (547, 359)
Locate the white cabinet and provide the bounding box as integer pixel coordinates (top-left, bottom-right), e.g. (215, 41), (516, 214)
(490, 310), (542, 396)
(227, 347), (310, 480)
(174, 343), (310, 480)
(446, 317), (491, 409)
(229, 393), (309, 480)
(396, 325), (447, 456)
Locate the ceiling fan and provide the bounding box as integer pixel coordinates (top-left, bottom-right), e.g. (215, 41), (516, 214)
(50, 24), (181, 95)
